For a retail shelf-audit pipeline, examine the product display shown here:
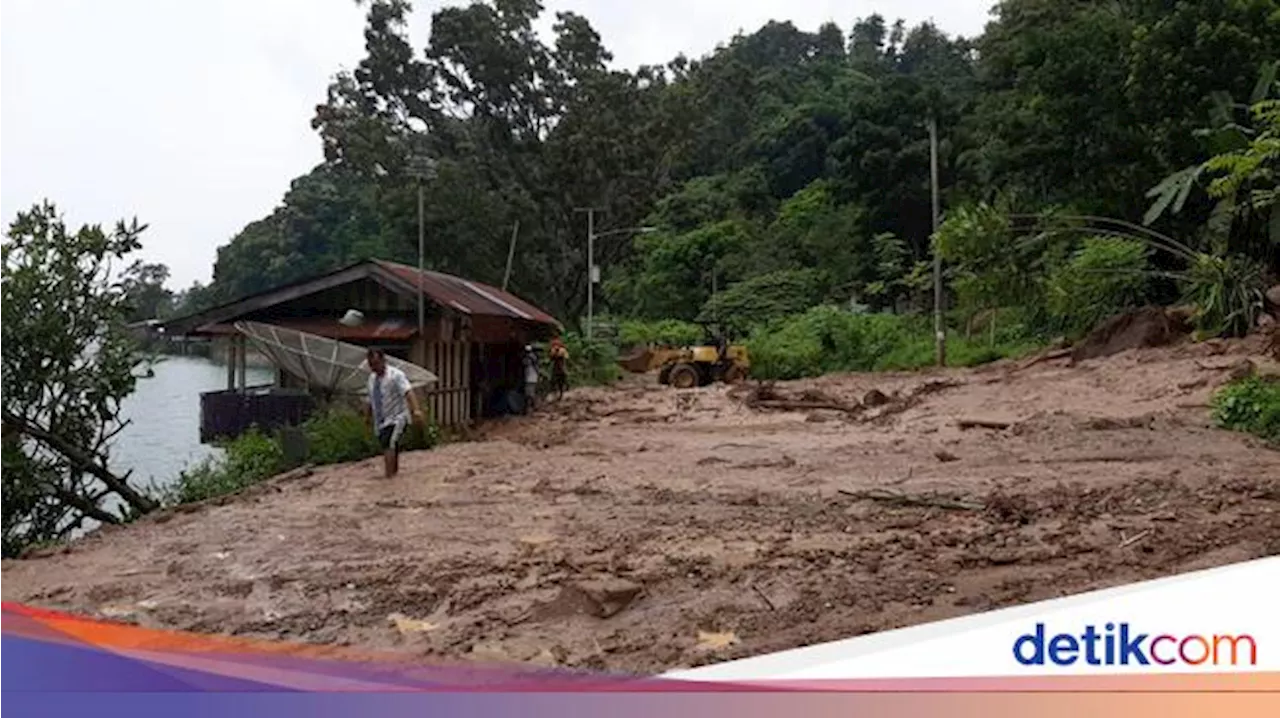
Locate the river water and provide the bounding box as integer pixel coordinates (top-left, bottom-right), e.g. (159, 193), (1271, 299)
(110, 355), (273, 492)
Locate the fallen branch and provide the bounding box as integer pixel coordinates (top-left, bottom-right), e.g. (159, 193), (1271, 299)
(751, 584), (777, 611)
(1015, 347), (1073, 372)
(957, 418), (1013, 430)
(1119, 529), (1152, 549)
(4, 409), (158, 513)
(750, 399), (862, 414)
(837, 487), (985, 511)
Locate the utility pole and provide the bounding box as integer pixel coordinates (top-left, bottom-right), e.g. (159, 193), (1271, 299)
(574, 207), (603, 340)
(929, 115), (945, 367)
(573, 209), (655, 340)
(417, 180), (425, 336)
(407, 152), (438, 341)
(502, 220), (519, 292)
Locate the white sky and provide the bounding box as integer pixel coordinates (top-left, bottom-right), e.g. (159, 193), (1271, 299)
(1, 0), (993, 289)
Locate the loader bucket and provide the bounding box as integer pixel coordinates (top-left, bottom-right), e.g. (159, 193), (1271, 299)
(617, 347), (654, 374)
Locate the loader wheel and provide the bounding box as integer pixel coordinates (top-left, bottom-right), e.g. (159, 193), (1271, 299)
(722, 364), (747, 384)
(658, 364), (673, 385)
(668, 363), (700, 389)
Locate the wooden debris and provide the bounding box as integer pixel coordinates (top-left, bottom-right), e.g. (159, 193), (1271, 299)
(388, 613), (438, 634)
(957, 417), (1013, 430)
(1015, 347), (1073, 372)
(1118, 529), (1152, 549)
(695, 630), (740, 652)
(837, 487), (985, 512)
(750, 399), (863, 414)
(751, 584), (777, 611)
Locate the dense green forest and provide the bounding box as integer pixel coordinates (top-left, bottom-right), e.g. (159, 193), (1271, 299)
(168, 0), (1278, 374)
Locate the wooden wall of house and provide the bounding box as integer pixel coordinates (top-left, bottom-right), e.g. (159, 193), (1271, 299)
(413, 336), (472, 428)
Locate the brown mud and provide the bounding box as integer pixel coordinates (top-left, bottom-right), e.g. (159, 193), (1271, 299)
(4, 336), (1279, 674)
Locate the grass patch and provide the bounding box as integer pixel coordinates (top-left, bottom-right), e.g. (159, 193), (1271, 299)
(1212, 377), (1280, 444)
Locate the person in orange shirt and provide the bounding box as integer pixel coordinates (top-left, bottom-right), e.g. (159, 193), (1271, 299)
(548, 337), (570, 401)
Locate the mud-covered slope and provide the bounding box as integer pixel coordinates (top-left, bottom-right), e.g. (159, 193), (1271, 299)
(4, 337), (1279, 673)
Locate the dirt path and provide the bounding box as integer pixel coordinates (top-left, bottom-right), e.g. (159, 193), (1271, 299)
(5, 339), (1279, 673)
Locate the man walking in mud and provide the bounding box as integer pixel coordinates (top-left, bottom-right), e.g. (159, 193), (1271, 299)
(365, 348), (424, 479)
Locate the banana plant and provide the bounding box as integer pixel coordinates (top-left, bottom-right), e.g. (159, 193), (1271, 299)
(1143, 60), (1279, 234)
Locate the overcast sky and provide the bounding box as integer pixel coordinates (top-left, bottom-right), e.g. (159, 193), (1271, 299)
(1, 0), (993, 289)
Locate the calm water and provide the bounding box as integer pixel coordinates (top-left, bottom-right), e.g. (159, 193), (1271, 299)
(110, 355), (274, 492)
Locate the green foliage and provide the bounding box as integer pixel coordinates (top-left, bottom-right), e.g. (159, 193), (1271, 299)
(746, 306), (1041, 380)
(615, 318), (703, 348)
(935, 202), (1074, 319)
(120, 262), (175, 322)
(2, 201), (161, 557)
(562, 333), (622, 386)
(302, 408), (379, 465)
(698, 268), (829, 334)
(1046, 237), (1152, 337)
(165, 410), (442, 506)
(607, 220), (753, 321)
(165, 428), (285, 505)
(1212, 377), (1280, 443)
(1180, 251), (1267, 338)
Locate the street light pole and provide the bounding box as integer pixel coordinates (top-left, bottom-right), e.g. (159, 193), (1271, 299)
(574, 207), (603, 340)
(417, 178), (425, 337)
(587, 208), (596, 340)
(929, 115), (945, 367)
(574, 209), (657, 340)
(407, 151), (437, 342)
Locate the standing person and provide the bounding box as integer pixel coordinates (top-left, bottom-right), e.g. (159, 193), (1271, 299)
(549, 337), (569, 401)
(521, 344), (540, 413)
(365, 348), (423, 478)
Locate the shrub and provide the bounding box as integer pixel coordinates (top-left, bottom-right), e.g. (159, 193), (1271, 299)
(562, 333), (622, 386)
(747, 306), (1044, 380)
(1046, 237), (1151, 337)
(616, 318), (702, 348)
(747, 307), (928, 380)
(303, 407), (379, 465)
(165, 427), (284, 505)
(308, 404), (441, 459)
(164, 408), (443, 506)
(1181, 252), (1267, 338)
(1212, 377), (1280, 443)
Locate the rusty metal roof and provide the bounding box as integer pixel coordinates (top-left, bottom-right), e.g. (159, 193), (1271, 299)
(373, 260), (560, 326)
(162, 260), (562, 338)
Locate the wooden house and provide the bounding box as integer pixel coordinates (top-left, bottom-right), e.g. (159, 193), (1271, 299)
(161, 259), (561, 441)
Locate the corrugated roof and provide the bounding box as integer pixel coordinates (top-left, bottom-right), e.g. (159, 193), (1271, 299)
(374, 260), (560, 326)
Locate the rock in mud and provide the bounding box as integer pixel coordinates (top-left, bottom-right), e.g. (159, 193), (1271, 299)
(863, 389), (890, 407)
(1227, 358), (1256, 381)
(1071, 306), (1191, 363)
(1265, 284), (1280, 309)
(539, 577), (643, 619)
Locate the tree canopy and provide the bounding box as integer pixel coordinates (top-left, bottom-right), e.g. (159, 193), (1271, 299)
(173, 0), (1279, 332)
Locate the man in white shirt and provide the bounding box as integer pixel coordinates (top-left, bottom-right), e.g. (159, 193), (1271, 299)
(365, 348), (423, 478)
(521, 344), (540, 413)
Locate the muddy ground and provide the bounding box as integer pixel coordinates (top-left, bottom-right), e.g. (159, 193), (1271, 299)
(4, 338), (1279, 674)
